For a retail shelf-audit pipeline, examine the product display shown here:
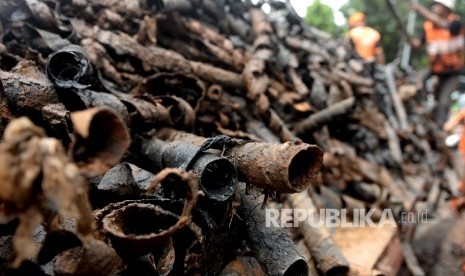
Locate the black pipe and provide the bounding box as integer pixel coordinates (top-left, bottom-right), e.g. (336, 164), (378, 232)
(140, 139), (237, 202)
(239, 191), (308, 276)
(46, 45), (93, 89)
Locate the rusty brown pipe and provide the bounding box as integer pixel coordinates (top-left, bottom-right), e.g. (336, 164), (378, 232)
(206, 85), (223, 102)
(155, 95), (196, 130)
(94, 168), (197, 259)
(114, 93), (171, 129)
(293, 97), (356, 134)
(155, 127), (206, 147)
(226, 141), (323, 193)
(0, 69), (59, 117)
(132, 72), (206, 111)
(155, 128), (323, 193)
(61, 89), (130, 124)
(101, 202), (180, 257)
(219, 256), (265, 276)
(70, 107), (131, 175)
(52, 239), (122, 276)
(98, 200), (191, 260)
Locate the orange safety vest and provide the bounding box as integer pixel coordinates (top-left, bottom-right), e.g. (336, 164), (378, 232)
(348, 26), (381, 60)
(424, 14), (465, 74)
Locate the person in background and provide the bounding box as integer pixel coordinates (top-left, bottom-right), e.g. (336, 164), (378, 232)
(347, 12), (385, 65)
(444, 105), (465, 211)
(409, 0), (464, 125)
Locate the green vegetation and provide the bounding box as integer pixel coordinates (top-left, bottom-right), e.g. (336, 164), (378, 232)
(304, 0), (338, 35)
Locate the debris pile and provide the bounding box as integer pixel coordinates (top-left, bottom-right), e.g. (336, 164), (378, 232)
(0, 0), (459, 275)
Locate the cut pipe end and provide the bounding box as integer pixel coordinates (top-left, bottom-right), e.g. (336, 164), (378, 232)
(288, 145), (324, 192)
(112, 204), (177, 236)
(283, 259), (309, 276)
(225, 142), (323, 193)
(102, 203), (178, 256)
(71, 107), (131, 172)
(326, 265), (350, 276)
(196, 156), (237, 202)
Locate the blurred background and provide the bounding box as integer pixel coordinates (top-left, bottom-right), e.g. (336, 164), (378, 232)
(288, 0), (465, 70)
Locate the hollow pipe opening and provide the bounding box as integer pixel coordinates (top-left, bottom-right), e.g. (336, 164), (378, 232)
(288, 146), (323, 192)
(283, 259), (309, 276)
(114, 204), (178, 236)
(197, 157), (237, 202)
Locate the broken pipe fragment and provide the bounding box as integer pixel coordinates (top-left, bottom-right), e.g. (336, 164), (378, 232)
(70, 107), (131, 176)
(0, 68), (59, 117)
(46, 45), (93, 89)
(101, 202), (181, 257)
(52, 238), (122, 276)
(100, 168), (197, 258)
(95, 162), (155, 198)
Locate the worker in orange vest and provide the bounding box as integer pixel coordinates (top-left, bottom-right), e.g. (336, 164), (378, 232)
(410, 0), (464, 125)
(348, 12), (385, 64)
(444, 107), (465, 164)
(444, 107), (465, 211)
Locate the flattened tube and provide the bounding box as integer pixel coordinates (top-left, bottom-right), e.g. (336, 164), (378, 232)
(224, 142), (323, 193)
(140, 139), (236, 202)
(240, 192), (308, 276)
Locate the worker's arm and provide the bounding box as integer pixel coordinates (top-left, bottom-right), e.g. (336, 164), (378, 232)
(410, 2), (450, 29)
(444, 109), (465, 132)
(409, 38), (422, 49)
(409, 29), (425, 49)
(375, 46), (385, 65)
